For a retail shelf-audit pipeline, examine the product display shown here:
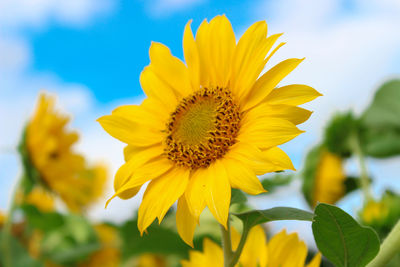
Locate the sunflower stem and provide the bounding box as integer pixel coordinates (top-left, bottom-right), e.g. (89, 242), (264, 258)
(350, 132), (372, 202)
(228, 226), (250, 267)
(367, 219), (400, 267)
(1, 177), (22, 267)
(220, 217), (233, 267)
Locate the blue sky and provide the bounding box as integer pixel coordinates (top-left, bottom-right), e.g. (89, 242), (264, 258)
(30, 0), (257, 102)
(1, 0), (400, 246)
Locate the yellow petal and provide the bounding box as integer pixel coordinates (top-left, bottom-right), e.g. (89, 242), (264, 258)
(149, 42), (192, 97)
(176, 195), (197, 247)
(223, 157), (266, 195)
(242, 58), (304, 111)
(185, 168), (208, 221)
(261, 147), (296, 172)
(106, 157), (173, 207)
(208, 15), (236, 87)
(140, 66), (178, 112)
(230, 21), (268, 97)
(195, 19), (213, 87)
(265, 84), (322, 106)
(97, 115), (163, 146)
(239, 226), (268, 267)
(112, 104), (165, 131)
(245, 103), (313, 125)
(306, 253), (322, 267)
(115, 145), (164, 194)
(230, 227), (241, 250)
(115, 186), (141, 201)
(226, 142), (277, 175)
(183, 20), (201, 92)
(138, 167), (190, 234)
(203, 238), (224, 265)
(238, 118), (304, 149)
(205, 160), (231, 228)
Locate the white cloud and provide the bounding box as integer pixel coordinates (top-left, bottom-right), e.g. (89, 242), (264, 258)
(0, 0), (115, 30)
(145, 0), (205, 17)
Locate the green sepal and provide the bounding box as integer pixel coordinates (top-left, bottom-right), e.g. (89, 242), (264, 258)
(17, 126), (42, 195)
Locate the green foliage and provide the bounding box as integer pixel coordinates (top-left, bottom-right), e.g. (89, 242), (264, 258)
(22, 204), (100, 266)
(234, 207), (313, 232)
(359, 191), (400, 239)
(0, 231), (44, 267)
(312, 203), (380, 267)
(261, 174), (293, 193)
(22, 205), (64, 231)
(120, 218), (189, 261)
(301, 145), (321, 207)
(360, 79), (400, 158)
(324, 112), (358, 158)
(231, 189), (248, 205)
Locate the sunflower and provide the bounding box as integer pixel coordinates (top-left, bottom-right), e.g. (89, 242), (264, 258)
(181, 226), (321, 267)
(136, 254), (166, 267)
(27, 93), (107, 213)
(313, 150), (346, 207)
(98, 15), (320, 246)
(0, 211), (5, 227)
(24, 187), (55, 212)
(361, 200), (389, 225)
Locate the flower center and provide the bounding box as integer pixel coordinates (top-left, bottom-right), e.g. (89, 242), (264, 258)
(165, 87), (241, 169)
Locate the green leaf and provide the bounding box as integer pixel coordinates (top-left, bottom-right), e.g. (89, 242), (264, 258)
(231, 189), (247, 205)
(361, 79), (400, 158)
(22, 204), (64, 232)
(234, 207), (314, 231)
(324, 112), (358, 158)
(39, 214), (100, 265)
(121, 219), (189, 260)
(361, 129), (400, 158)
(312, 203), (380, 267)
(0, 231), (44, 267)
(362, 79), (400, 128)
(261, 174), (293, 193)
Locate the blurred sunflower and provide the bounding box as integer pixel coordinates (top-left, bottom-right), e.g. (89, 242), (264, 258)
(99, 15), (320, 245)
(80, 224), (121, 267)
(312, 150), (346, 207)
(361, 200), (389, 225)
(24, 187), (55, 212)
(0, 211), (5, 227)
(302, 146), (346, 208)
(136, 254), (166, 267)
(26, 93), (107, 213)
(182, 226), (321, 267)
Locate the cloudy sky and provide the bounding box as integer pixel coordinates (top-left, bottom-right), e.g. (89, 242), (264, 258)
(1, 0), (400, 245)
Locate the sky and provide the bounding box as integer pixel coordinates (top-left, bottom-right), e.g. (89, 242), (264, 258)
(1, 0), (400, 246)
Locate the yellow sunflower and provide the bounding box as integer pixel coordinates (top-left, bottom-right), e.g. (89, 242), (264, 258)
(313, 150), (346, 207)
(99, 15), (320, 246)
(0, 211), (5, 227)
(27, 93), (107, 213)
(182, 226), (321, 267)
(361, 200), (389, 225)
(24, 187), (55, 212)
(136, 254), (167, 267)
